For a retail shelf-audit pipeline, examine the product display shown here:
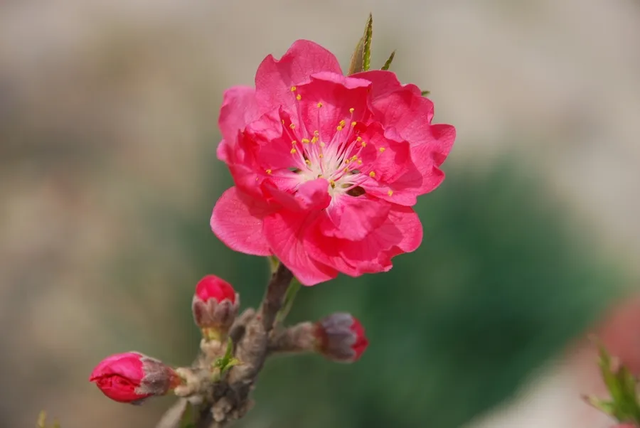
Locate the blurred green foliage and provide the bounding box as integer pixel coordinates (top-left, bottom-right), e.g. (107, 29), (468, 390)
(148, 156), (626, 428)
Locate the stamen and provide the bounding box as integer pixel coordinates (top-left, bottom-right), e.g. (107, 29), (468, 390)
(266, 169), (272, 174)
(349, 108), (355, 114)
(379, 147), (386, 152)
(351, 121), (357, 127)
(302, 138), (310, 144)
(290, 148), (297, 154)
(317, 102), (323, 108)
(369, 171), (376, 178)
(289, 123), (295, 130)
(296, 94), (302, 101)
(291, 86), (297, 92)
(387, 190), (393, 196)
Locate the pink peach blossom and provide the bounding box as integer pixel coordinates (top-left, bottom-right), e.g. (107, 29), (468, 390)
(211, 40), (455, 285)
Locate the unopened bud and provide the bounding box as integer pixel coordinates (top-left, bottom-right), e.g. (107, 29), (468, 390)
(314, 312), (369, 363)
(89, 352), (181, 404)
(192, 275), (239, 340)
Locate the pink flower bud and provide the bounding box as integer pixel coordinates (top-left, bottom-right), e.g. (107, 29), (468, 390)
(192, 275), (239, 339)
(89, 352), (180, 404)
(314, 312), (369, 363)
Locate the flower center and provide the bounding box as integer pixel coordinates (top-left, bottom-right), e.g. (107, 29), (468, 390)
(274, 92), (375, 198)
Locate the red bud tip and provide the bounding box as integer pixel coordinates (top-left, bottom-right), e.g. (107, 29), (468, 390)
(314, 313), (369, 363)
(195, 275), (236, 304)
(89, 352), (179, 404)
(192, 275), (239, 334)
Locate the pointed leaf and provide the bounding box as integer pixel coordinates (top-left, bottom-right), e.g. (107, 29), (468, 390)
(275, 278), (302, 325)
(381, 50), (395, 71)
(362, 13), (373, 72)
(348, 14), (373, 75)
(421, 90), (431, 97)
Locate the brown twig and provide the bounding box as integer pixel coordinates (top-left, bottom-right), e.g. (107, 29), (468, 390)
(155, 263), (293, 428)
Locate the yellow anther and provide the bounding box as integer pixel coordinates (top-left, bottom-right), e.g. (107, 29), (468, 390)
(351, 121), (357, 127)
(345, 158), (351, 164)
(301, 138), (310, 144)
(319, 142), (326, 147)
(289, 123), (295, 129)
(319, 153), (324, 158)
(349, 107), (355, 114)
(357, 159), (362, 165)
(351, 155), (358, 161)
(369, 171), (376, 178)
(356, 136), (362, 142)
(379, 147), (386, 152)
(317, 102), (323, 108)
(305, 159), (311, 165)
(296, 94), (302, 101)
(361, 141), (367, 147)
(290, 148), (297, 154)
(329, 180), (336, 188)
(266, 169), (272, 174)
(291, 86), (297, 92)
(314, 130), (319, 136)
(291, 140), (297, 145)
(387, 190), (393, 196)
(343, 167), (349, 172)
(281, 119), (285, 124)
(311, 136), (318, 144)
(337, 126), (343, 131)
(339, 120), (346, 127)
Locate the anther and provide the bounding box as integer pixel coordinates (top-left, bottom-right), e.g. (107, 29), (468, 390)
(291, 86), (297, 92)
(317, 102), (323, 108)
(387, 190), (393, 196)
(369, 171), (376, 178)
(349, 108), (355, 114)
(379, 147), (386, 152)
(296, 94), (302, 101)
(302, 138), (310, 144)
(290, 148), (297, 154)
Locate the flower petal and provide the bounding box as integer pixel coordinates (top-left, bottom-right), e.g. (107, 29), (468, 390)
(217, 86), (259, 162)
(296, 72), (372, 139)
(255, 40), (342, 114)
(323, 194), (391, 241)
(263, 210), (338, 285)
(351, 69), (421, 100)
(339, 205), (423, 273)
(210, 187), (274, 256)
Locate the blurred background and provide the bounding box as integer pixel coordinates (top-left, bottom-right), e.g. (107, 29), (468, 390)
(1, 0), (640, 427)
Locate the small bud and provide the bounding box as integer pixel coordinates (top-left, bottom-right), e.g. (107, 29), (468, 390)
(89, 352), (181, 404)
(192, 275), (239, 340)
(314, 312), (369, 363)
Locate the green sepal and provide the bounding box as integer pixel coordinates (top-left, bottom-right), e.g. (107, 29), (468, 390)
(421, 90), (431, 97)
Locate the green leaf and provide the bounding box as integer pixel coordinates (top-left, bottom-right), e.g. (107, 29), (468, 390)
(347, 14), (373, 75)
(362, 13), (373, 72)
(381, 50), (395, 71)
(276, 278), (302, 325)
(421, 90), (431, 97)
(179, 401), (196, 428)
(213, 338), (241, 379)
(589, 344), (640, 424)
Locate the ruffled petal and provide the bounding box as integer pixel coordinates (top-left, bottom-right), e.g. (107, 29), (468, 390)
(217, 86), (259, 158)
(339, 205), (423, 273)
(351, 69), (421, 100)
(263, 210), (338, 285)
(323, 194), (391, 241)
(210, 187), (274, 256)
(255, 40), (343, 114)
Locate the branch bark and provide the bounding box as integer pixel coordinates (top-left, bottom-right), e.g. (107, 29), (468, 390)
(155, 263), (293, 428)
